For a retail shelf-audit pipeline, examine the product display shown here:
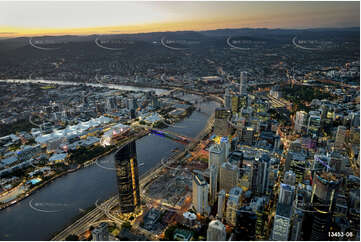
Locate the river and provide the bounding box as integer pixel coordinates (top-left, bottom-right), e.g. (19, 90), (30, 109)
(0, 85), (219, 240)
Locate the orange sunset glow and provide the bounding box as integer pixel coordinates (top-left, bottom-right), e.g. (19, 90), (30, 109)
(0, 1), (359, 38)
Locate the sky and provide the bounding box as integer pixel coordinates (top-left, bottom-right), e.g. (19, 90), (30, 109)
(0, 1), (359, 37)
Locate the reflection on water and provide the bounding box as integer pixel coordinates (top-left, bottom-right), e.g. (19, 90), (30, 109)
(0, 89), (219, 241)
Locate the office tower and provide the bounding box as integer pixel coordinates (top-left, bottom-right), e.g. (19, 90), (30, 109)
(239, 71), (247, 96)
(309, 171), (342, 240)
(192, 173), (210, 215)
(234, 207), (257, 240)
(106, 96), (117, 112)
(313, 154), (331, 172)
(290, 210), (303, 241)
(217, 189), (226, 219)
(209, 164), (218, 205)
(220, 162), (239, 193)
(209, 143), (225, 169)
(307, 114), (321, 137)
(150, 92), (160, 109)
(289, 139), (302, 153)
(224, 88), (231, 110)
(334, 125), (347, 150)
(114, 141), (140, 213)
(129, 109), (136, 119)
(241, 126), (254, 145)
(272, 184), (294, 241)
(294, 111), (308, 134)
(207, 220), (227, 241)
(231, 95), (240, 113)
(284, 170), (296, 186)
(127, 98), (138, 111)
(225, 187), (243, 226)
(220, 137), (230, 161)
(214, 108), (232, 136)
(286, 152), (306, 183)
(249, 154), (270, 196)
(92, 222), (109, 241)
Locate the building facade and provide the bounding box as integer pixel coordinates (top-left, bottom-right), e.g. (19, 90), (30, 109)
(114, 141), (140, 213)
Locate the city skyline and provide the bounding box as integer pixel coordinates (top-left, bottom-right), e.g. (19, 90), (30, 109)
(0, 1), (360, 38)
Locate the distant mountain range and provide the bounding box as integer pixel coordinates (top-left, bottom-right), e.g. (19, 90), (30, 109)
(0, 27), (359, 53)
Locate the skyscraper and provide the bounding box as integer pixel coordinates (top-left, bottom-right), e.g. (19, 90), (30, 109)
(309, 171), (342, 240)
(224, 88), (231, 110)
(307, 114), (321, 137)
(192, 173), (210, 215)
(294, 111), (308, 134)
(214, 108), (232, 136)
(209, 164), (218, 205)
(225, 187), (243, 226)
(284, 170), (296, 186)
(207, 220), (227, 241)
(114, 141), (140, 213)
(271, 183), (295, 241)
(334, 125), (347, 150)
(209, 143), (225, 169)
(220, 162), (239, 193)
(249, 154), (270, 196)
(239, 71), (248, 96)
(217, 189), (226, 219)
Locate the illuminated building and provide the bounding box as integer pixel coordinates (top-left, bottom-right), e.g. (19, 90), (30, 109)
(286, 152), (307, 183)
(217, 189), (226, 219)
(239, 71), (248, 96)
(100, 123), (130, 146)
(192, 173), (210, 216)
(225, 187), (243, 226)
(231, 95), (247, 114)
(290, 210), (303, 241)
(209, 143), (225, 170)
(284, 170), (296, 186)
(220, 162), (239, 193)
(92, 222), (109, 241)
(114, 141), (140, 213)
(334, 125), (347, 150)
(312, 154), (331, 172)
(307, 114), (321, 137)
(241, 126), (254, 145)
(249, 154), (270, 196)
(207, 220), (226, 241)
(214, 108), (232, 137)
(294, 111), (308, 134)
(271, 184), (295, 240)
(309, 171), (342, 240)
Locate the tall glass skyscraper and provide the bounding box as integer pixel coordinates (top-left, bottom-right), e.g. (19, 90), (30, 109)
(114, 141), (140, 213)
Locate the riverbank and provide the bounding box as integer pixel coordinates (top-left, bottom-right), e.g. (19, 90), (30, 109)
(0, 131), (149, 211)
(51, 110), (215, 240)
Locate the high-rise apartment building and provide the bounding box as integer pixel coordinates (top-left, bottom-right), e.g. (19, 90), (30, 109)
(114, 141), (140, 213)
